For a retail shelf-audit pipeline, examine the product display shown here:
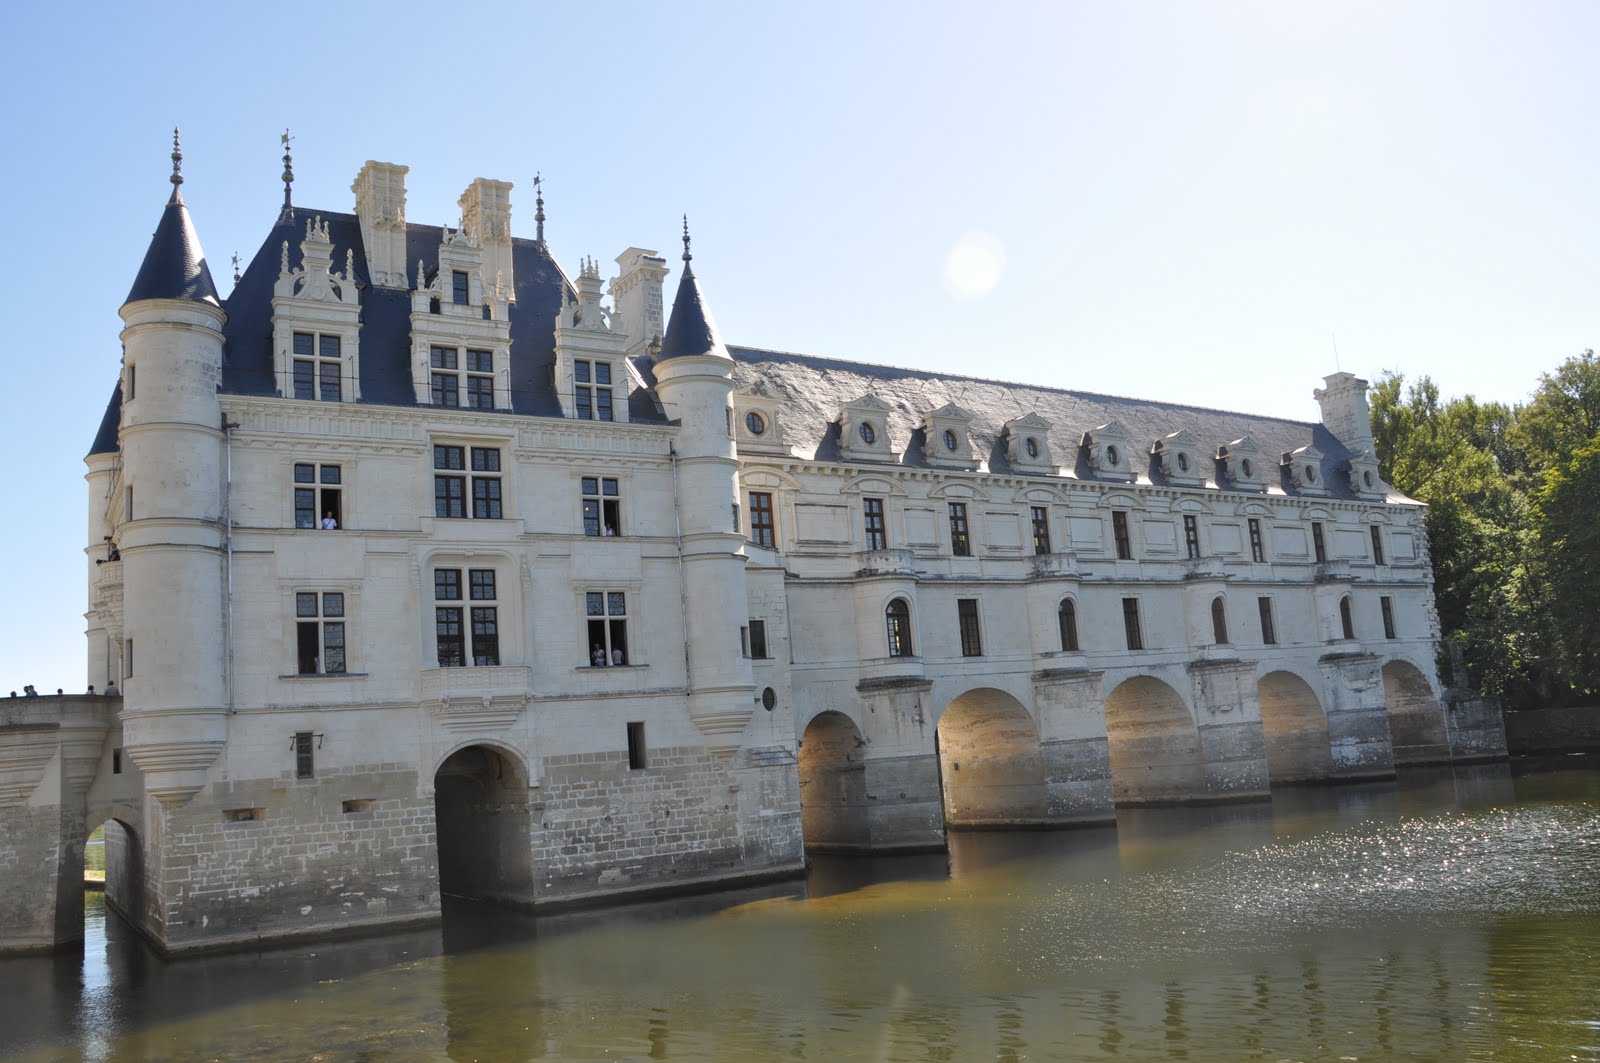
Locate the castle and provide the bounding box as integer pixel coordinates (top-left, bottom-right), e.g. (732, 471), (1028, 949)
(0, 137), (1505, 955)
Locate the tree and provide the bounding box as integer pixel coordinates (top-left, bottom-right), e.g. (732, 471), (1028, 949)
(1528, 439), (1600, 700)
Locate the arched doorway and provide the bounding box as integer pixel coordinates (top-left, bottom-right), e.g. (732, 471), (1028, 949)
(1103, 676), (1205, 805)
(936, 688), (1046, 828)
(1383, 660), (1450, 765)
(85, 816), (144, 929)
(798, 711), (870, 850)
(1257, 671), (1333, 784)
(434, 745), (533, 902)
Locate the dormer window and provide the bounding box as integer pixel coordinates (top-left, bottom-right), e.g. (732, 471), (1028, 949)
(431, 347), (495, 409)
(1105, 445), (1121, 467)
(293, 332), (342, 401)
(943, 429), (958, 451)
(1004, 413), (1056, 474)
(574, 359), (614, 421)
(1217, 437), (1265, 492)
(1153, 429), (1205, 486)
(1025, 437), (1039, 459)
(1283, 444), (1328, 495)
(919, 403), (980, 470)
(452, 270), (469, 305)
(1083, 421), (1136, 482)
(1346, 449), (1384, 498)
(837, 395), (897, 461)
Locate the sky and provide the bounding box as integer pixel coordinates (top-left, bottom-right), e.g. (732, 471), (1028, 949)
(0, 1), (1594, 692)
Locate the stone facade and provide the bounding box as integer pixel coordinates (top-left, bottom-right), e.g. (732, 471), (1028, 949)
(0, 146), (1505, 955)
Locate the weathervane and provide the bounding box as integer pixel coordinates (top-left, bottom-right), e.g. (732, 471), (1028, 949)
(534, 171), (545, 245)
(231, 251), (241, 286)
(279, 128), (295, 222)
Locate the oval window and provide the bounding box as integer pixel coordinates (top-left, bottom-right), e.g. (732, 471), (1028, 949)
(745, 411), (766, 436)
(1363, 470), (1374, 488)
(1177, 452), (1190, 472)
(943, 429), (958, 451)
(761, 687), (777, 711)
(1025, 437), (1039, 458)
(1105, 444), (1119, 466)
(859, 421), (876, 445)
(1241, 458), (1254, 478)
(1305, 465), (1317, 484)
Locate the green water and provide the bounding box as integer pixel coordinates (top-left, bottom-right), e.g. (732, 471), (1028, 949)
(2, 762), (1597, 1061)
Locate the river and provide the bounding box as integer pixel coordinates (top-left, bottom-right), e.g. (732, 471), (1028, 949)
(2, 760), (1596, 1061)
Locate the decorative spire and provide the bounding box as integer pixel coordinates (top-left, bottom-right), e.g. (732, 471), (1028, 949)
(278, 129), (295, 223)
(170, 127), (184, 187)
(533, 172), (545, 245)
(681, 214), (692, 264)
(231, 252), (241, 286)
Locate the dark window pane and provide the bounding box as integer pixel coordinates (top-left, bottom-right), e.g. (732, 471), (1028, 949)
(472, 478), (502, 519)
(452, 271), (469, 305)
(582, 498), (600, 536)
(430, 346), (457, 370)
(575, 361), (591, 383)
(586, 592), (604, 617)
(469, 569), (496, 600)
(468, 349), (493, 373)
(595, 362), (611, 385)
(467, 376), (493, 409)
(435, 476), (465, 518)
(596, 389), (613, 421)
(434, 445), (464, 471)
(1059, 600), (1079, 651)
(293, 333), (314, 356)
(607, 592), (626, 617)
(322, 593), (344, 618)
(295, 488), (316, 528)
(436, 608), (464, 667)
(748, 619), (768, 659)
(602, 478), (619, 496)
(294, 463), (315, 484)
(319, 361), (340, 402)
(293, 360), (313, 400)
(319, 335), (340, 358)
(471, 448), (500, 472)
(319, 465), (340, 485)
(296, 593), (318, 617)
(435, 569), (460, 600)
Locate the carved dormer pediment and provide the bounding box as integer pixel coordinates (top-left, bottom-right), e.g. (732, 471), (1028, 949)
(270, 216), (363, 402)
(734, 388), (795, 456)
(1217, 436), (1265, 492)
(1003, 412), (1057, 475)
(920, 402), (981, 470)
(1282, 443), (1328, 495)
(274, 216), (357, 305)
(1082, 421), (1136, 482)
(1152, 428), (1205, 486)
(1346, 449), (1384, 498)
(837, 394), (896, 462)
(560, 257), (620, 334)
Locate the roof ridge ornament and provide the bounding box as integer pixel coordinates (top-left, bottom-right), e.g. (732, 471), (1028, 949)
(682, 214), (691, 264)
(279, 129), (295, 224)
(170, 127), (183, 187)
(533, 172), (546, 245)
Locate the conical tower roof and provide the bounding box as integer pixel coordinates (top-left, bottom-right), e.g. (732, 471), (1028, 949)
(123, 185), (220, 307)
(656, 220), (729, 361)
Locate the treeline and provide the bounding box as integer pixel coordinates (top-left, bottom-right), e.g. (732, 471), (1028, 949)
(1371, 349), (1599, 710)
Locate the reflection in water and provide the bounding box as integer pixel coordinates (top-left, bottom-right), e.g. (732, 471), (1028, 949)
(0, 762), (1596, 1061)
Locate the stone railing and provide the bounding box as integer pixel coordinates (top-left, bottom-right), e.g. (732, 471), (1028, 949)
(1030, 552), (1081, 579)
(1314, 560), (1353, 582)
(853, 548), (918, 578)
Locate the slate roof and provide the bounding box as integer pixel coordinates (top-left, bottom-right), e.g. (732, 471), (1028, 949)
(123, 188), (220, 307)
(657, 261), (727, 361)
(726, 346), (1389, 502)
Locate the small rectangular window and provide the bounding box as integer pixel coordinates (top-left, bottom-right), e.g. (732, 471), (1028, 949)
(112, 748), (122, 775)
(1312, 522), (1327, 563)
(1258, 597), (1277, 645)
(574, 359), (615, 422)
(627, 721), (648, 771)
(1381, 596), (1397, 639)
(1248, 518), (1265, 563)
(125, 638), (133, 678)
(749, 491), (776, 548)
(1031, 506), (1051, 555)
(1112, 511), (1133, 560)
(1370, 526), (1385, 565)
(127, 364), (136, 400)
(581, 476), (622, 536)
(292, 331), (342, 402)
(748, 619), (768, 660)
(586, 590), (630, 666)
(434, 445), (501, 520)
(295, 731), (315, 779)
(296, 592), (346, 674)
(1121, 598), (1143, 650)
(452, 270), (469, 305)
(948, 503), (971, 557)
(957, 599), (982, 657)
(1183, 515), (1200, 560)
(293, 462), (342, 529)
(863, 497), (887, 550)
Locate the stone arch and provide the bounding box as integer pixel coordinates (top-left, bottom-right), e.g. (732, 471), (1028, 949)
(84, 810), (145, 933)
(936, 688), (1046, 828)
(1383, 659), (1450, 765)
(797, 711), (869, 850)
(1103, 676), (1205, 805)
(433, 742), (533, 902)
(1257, 670), (1333, 784)
(885, 597), (914, 657)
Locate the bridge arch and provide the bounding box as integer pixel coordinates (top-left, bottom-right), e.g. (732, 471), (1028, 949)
(84, 809), (145, 933)
(1383, 659), (1449, 765)
(1103, 676), (1205, 805)
(1257, 670), (1332, 784)
(433, 742), (533, 902)
(936, 688), (1046, 828)
(797, 711), (870, 850)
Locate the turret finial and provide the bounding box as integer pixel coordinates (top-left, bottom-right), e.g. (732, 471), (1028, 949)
(682, 214), (691, 263)
(279, 128), (295, 223)
(170, 127), (183, 187)
(533, 171), (545, 245)
(231, 252), (241, 286)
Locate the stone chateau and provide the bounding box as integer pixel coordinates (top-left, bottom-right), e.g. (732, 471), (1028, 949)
(0, 138), (1505, 955)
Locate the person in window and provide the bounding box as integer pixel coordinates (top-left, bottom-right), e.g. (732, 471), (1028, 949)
(604, 524), (616, 536)
(322, 512), (338, 530)
(592, 644), (606, 667)
(612, 647), (624, 666)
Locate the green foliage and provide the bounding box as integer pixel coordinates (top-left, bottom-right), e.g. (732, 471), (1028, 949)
(1371, 350), (1599, 708)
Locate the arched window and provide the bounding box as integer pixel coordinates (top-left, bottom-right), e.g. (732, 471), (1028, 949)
(1058, 599), (1079, 652)
(1211, 597), (1229, 645)
(1339, 595), (1355, 640)
(885, 598), (913, 658)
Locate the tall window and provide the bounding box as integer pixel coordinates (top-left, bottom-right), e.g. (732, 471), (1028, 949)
(885, 598), (913, 657)
(1339, 595), (1355, 640)
(435, 568), (500, 667)
(434, 445), (502, 519)
(431, 347), (494, 408)
(451, 270), (469, 305)
(749, 491), (775, 548)
(1211, 597), (1229, 645)
(586, 591), (629, 665)
(582, 476), (621, 536)
(292, 332), (341, 401)
(1183, 515), (1201, 559)
(294, 731), (315, 780)
(626, 721), (648, 770)
(1248, 518), (1265, 562)
(575, 359), (614, 421)
(1122, 597), (1143, 650)
(747, 619), (769, 659)
(1370, 526), (1385, 565)
(295, 591), (346, 674)
(1031, 506), (1051, 554)
(957, 598), (982, 656)
(1312, 522), (1327, 563)
(1258, 597), (1277, 645)
(1381, 596), (1397, 639)
(948, 503), (971, 556)
(864, 497), (887, 550)
(293, 463), (342, 529)
(1112, 510), (1133, 560)
(1058, 599), (1079, 651)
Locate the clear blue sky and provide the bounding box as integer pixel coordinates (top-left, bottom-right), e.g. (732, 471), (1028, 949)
(1, 2), (1594, 692)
